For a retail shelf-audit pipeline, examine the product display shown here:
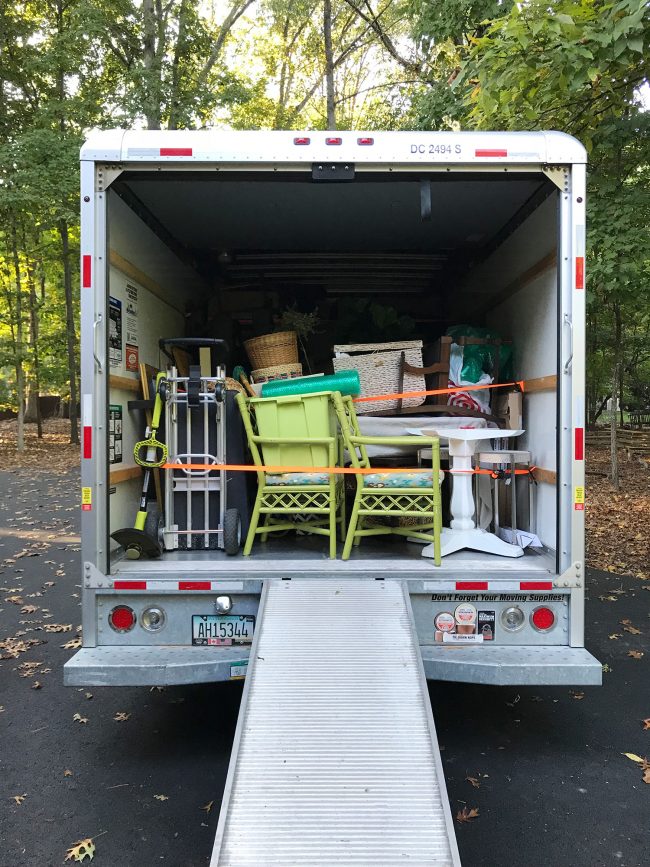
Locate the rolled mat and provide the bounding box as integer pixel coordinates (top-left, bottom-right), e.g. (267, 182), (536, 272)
(261, 369), (361, 398)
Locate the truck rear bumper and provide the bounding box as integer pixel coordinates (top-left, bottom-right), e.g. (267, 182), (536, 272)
(65, 644), (602, 687)
(64, 645), (251, 686)
(422, 645), (602, 686)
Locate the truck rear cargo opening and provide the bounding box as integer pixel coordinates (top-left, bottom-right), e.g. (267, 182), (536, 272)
(69, 130), (600, 691)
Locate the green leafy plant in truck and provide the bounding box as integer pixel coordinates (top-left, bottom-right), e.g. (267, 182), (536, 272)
(278, 305), (321, 373)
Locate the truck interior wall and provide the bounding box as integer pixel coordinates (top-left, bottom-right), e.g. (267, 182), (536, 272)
(105, 172), (560, 565)
(107, 192), (200, 552)
(460, 194), (558, 550)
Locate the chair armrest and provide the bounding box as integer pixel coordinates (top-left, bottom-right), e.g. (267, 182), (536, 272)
(251, 435), (337, 445)
(349, 434), (440, 448)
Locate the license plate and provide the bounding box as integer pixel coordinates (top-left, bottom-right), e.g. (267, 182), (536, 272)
(192, 615), (255, 646)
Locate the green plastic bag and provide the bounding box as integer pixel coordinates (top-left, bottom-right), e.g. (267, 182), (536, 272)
(446, 325), (513, 383)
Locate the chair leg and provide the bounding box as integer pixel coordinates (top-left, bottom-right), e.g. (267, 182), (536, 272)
(260, 514), (272, 543)
(243, 492), (263, 556)
(329, 504), (337, 559)
(353, 516), (363, 546)
(343, 497), (361, 560)
(339, 489), (347, 542)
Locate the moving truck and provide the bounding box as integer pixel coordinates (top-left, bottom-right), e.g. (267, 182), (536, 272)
(65, 130), (601, 690)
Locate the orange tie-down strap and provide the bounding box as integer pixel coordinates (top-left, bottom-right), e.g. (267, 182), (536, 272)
(352, 380), (525, 404)
(162, 462), (537, 479)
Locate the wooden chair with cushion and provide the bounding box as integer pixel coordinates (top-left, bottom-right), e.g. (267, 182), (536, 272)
(236, 393), (345, 559)
(333, 392), (443, 564)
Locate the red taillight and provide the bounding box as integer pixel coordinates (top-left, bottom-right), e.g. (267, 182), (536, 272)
(357, 137), (374, 145)
(531, 606), (555, 631)
(293, 136), (310, 145)
(109, 605), (136, 632)
(325, 137), (342, 145)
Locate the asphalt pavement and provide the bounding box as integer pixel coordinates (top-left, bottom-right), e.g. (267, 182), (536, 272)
(1, 467), (649, 867)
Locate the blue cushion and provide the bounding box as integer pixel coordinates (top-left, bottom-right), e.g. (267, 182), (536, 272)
(363, 471), (442, 488)
(265, 472), (331, 486)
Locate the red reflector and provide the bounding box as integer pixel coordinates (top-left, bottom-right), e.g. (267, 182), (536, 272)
(357, 137), (374, 145)
(531, 607), (555, 631)
(159, 147), (192, 156)
(114, 581), (147, 590)
(82, 255), (91, 288)
(520, 581), (553, 591)
(575, 427), (584, 461)
(83, 426), (92, 459)
(475, 149), (507, 157)
(325, 137), (342, 145)
(109, 605), (136, 632)
(179, 581), (211, 591)
(293, 136), (310, 145)
(455, 581), (488, 591)
(575, 256), (585, 290)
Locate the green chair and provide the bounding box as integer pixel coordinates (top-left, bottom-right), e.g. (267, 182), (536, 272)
(236, 393), (345, 559)
(333, 392), (443, 564)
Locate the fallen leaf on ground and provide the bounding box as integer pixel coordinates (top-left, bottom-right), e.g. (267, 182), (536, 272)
(201, 800), (214, 814)
(31, 680), (42, 689)
(624, 626), (642, 635)
(642, 719), (650, 731)
(64, 769), (73, 777)
(599, 595), (618, 602)
(154, 794), (169, 801)
(20, 604), (38, 614)
(622, 752), (648, 766)
(644, 769), (650, 785)
(64, 838), (95, 862)
(113, 712), (130, 721)
(456, 806), (479, 823)
(85, 692), (93, 700)
(628, 650), (644, 659)
(12, 794), (26, 805)
(43, 623), (72, 633)
(608, 634), (622, 640)
(570, 691), (585, 700)
(73, 713), (88, 724)
(62, 637), (82, 650)
(465, 776), (481, 789)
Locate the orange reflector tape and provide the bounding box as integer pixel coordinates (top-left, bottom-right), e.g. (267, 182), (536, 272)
(162, 463), (537, 477)
(352, 380), (525, 404)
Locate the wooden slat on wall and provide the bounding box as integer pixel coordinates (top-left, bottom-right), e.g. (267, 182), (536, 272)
(109, 466), (141, 485)
(524, 374), (557, 393)
(532, 467), (556, 485)
(109, 374), (140, 393)
(109, 249), (184, 314)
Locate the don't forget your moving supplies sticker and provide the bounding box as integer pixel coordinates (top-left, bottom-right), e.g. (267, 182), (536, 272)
(434, 603), (495, 643)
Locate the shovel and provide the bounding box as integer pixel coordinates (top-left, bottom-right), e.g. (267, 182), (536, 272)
(111, 372), (167, 560)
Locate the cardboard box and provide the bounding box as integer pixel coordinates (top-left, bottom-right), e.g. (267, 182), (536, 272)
(495, 391), (523, 430)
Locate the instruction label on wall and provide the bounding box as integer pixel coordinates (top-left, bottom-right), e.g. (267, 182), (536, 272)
(109, 296), (122, 368)
(109, 404), (123, 464)
(125, 283), (139, 346)
(81, 487), (92, 511)
(574, 486), (585, 511)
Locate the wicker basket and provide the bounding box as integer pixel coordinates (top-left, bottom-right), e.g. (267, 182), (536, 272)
(251, 363), (303, 383)
(244, 331), (298, 369)
(333, 341), (425, 414)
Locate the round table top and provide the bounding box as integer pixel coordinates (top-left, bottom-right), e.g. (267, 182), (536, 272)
(407, 427), (524, 442)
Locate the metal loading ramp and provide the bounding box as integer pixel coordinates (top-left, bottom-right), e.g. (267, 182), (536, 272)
(211, 578), (461, 867)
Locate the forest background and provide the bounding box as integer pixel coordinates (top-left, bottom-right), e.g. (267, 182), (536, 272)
(0, 0), (648, 485)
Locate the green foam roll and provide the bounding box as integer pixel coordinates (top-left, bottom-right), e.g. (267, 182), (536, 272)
(261, 369), (361, 399)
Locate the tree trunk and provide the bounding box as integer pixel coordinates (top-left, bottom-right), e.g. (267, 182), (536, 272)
(610, 303), (622, 489)
(10, 224), (25, 451)
(58, 219), (79, 445)
(323, 0), (336, 129)
(24, 235), (42, 436)
(142, 0), (162, 129)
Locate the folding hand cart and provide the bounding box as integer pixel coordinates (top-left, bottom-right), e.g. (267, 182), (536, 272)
(159, 338), (241, 555)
